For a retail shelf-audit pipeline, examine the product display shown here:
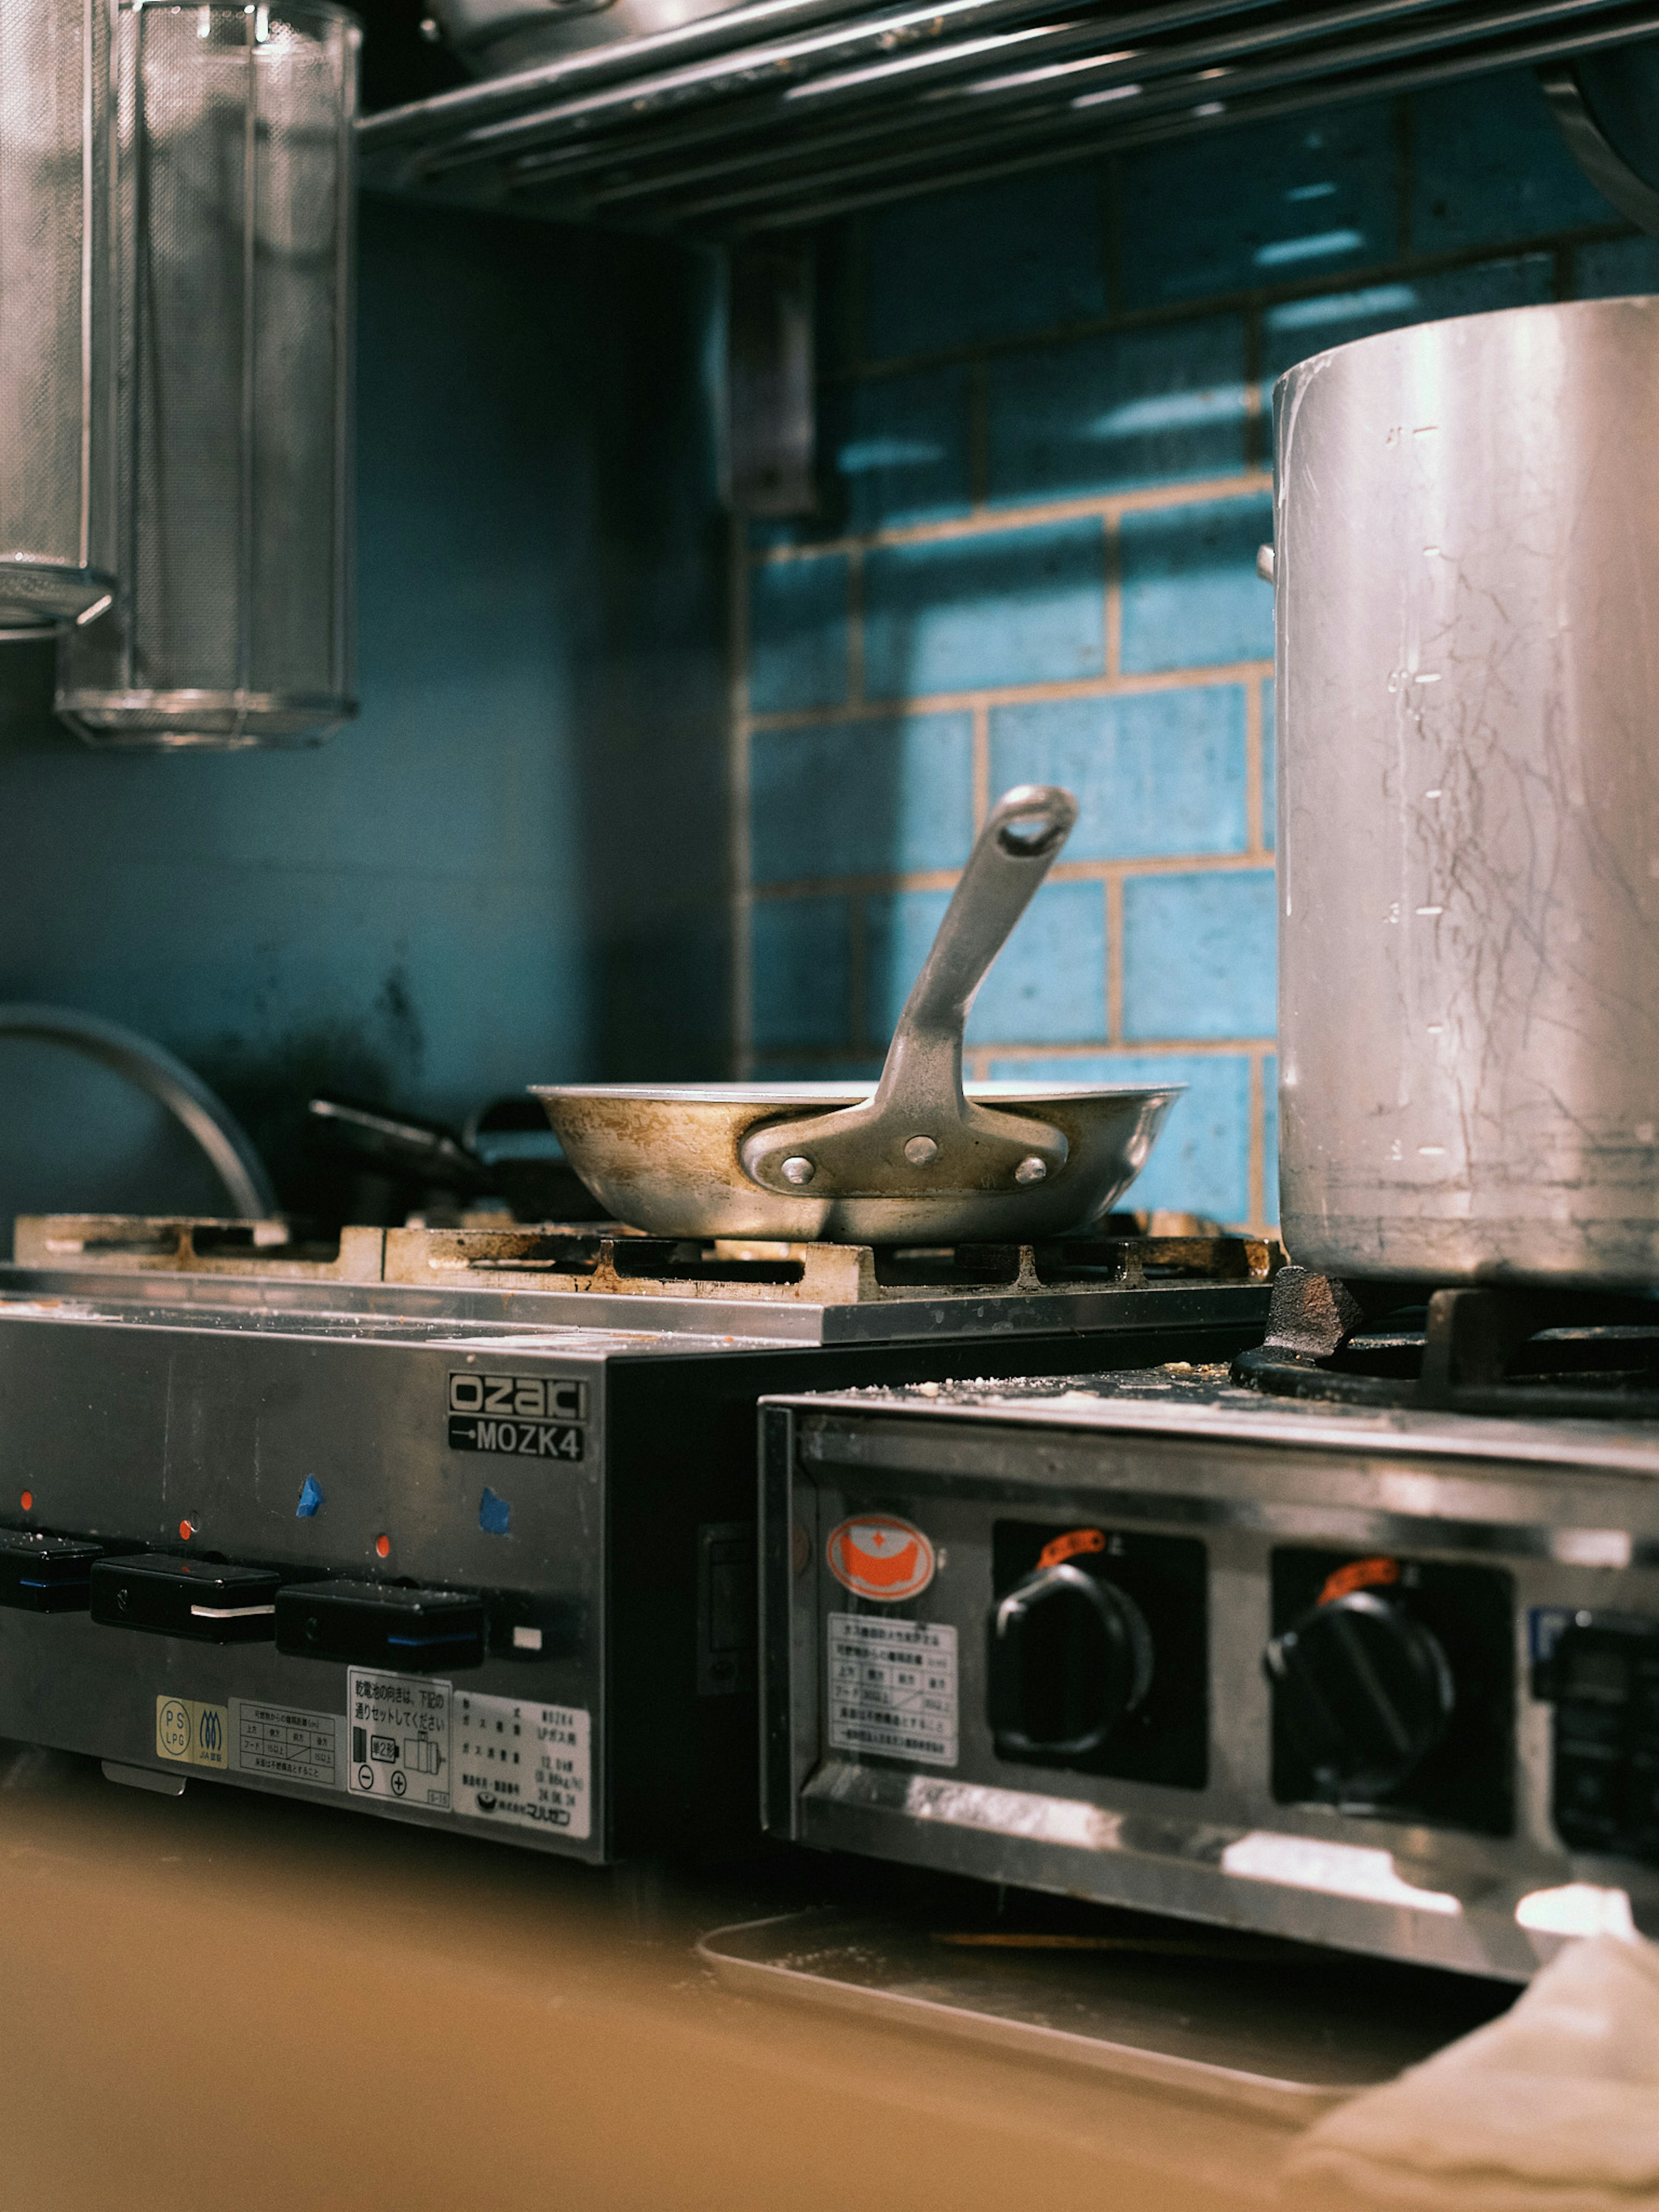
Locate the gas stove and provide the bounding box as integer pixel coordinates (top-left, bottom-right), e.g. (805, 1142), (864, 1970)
(0, 1214), (1271, 1862)
(760, 1323), (1659, 1981)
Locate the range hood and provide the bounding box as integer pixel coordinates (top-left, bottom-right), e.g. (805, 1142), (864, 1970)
(359, 0), (1659, 237)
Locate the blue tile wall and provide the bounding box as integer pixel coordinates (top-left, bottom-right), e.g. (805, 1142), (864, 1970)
(1411, 75), (1610, 253)
(988, 1052), (1255, 1224)
(989, 687), (1247, 859)
(867, 881), (1108, 1047)
(1119, 102), (1399, 308)
(1122, 871), (1277, 1040)
(863, 167), (1108, 360)
(751, 897), (852, 1047)
(986, 317), (1249, 504)
(1120, 495), (1275, 673)
(741, 68), (1639, 1227)
(1574, 234), (1659, 296)
(748, 555), (850, 713)
(0, 198), (733, 1231)
(1261, 253), (1554, 380)
(750, 713), (974, 884)
(864, 521), (1106, 697)
(826, 365), (973, 534)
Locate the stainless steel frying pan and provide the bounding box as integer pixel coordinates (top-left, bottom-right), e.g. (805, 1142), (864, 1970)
(534, 786), (1181, 1242)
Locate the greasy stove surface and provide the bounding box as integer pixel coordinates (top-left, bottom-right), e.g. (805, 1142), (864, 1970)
(793, 1358), (1659, 1474)
(6, 1214), (1276, 1347)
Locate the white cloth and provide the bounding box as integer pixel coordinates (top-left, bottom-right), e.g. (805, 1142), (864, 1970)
(1281, 1934), (1659, 2212)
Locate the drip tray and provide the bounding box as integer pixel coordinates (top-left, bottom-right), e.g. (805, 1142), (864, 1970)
(696, 1904), (1513, 2119)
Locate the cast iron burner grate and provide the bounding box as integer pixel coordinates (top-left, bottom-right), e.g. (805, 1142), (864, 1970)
(1234, 1265), (1659, 1420)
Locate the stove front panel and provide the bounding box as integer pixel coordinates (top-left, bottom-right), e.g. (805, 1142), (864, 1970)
(0, 1306), (614, 1859)
(762, 1400), (1659, 1980)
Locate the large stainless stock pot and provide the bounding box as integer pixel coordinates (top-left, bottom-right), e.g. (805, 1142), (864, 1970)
(1273, 296), (1659, 1287)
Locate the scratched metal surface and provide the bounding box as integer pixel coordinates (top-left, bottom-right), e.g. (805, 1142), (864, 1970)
(1274, 296), (1659, 1288)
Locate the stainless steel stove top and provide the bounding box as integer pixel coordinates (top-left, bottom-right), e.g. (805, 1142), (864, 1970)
(8, 1214), (1277, 1348)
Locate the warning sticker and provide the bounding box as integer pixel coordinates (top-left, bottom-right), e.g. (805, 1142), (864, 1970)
(232, 1700), (343, 1791)
(156, 1695), (229, 1770)
(828, 1612), (958, 1766)
(346, 1669), (451, 1808)
(453, 1690), (591, 1840)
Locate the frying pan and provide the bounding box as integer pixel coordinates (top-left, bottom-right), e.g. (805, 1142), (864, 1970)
(534, 785), (1181, 1243)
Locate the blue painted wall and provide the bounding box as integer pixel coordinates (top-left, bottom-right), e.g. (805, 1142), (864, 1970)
(740, 69), (1657, 1229)
(0, 199), (730, 1204)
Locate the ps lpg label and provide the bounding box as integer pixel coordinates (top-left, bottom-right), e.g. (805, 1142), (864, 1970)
(453, 1690), (591, 1840)
(347, 1669), (451, 1808)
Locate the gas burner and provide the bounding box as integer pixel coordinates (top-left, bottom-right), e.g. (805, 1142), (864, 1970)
(1235, 1265), (1659, 1420)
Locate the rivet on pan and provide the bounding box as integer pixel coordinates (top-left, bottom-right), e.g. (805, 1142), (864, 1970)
(903, 1135), (939, 1166)
(781, 1155), (816, 1185)
(1014, 1156), (1048, 1184)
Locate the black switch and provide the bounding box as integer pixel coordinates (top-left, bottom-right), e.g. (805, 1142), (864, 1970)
(0, 1530), (105, 1613)
(90, 1554), (282, 1642)
(274, 1578), (484, 1673)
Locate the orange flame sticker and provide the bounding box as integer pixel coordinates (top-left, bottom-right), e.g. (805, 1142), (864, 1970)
(1319, 1555), (1400, 1607)
(1038, 1527), (1107, 1570)
(826, 1513), (936, 1602)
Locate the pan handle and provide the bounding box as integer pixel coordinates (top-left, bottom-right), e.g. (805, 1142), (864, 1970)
(740, 785), (1078, 1201)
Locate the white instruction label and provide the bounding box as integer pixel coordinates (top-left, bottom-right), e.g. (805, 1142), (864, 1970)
(346, 1669), (451, 1808)
(828, 1612), (958, 1767)
(453, 1690), (591, 1840)
(232, 1700), (343, 1791)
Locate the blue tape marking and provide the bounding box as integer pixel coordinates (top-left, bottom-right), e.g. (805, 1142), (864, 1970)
(296, 1476), (325, 1519)
(386, 1631), (476, 1649)
(478, 1486), (511, 1537)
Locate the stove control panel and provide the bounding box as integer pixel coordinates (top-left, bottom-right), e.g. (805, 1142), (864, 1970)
(1266, 1549), (1514, 1834)
(1551, 1616), (1659, 1866)
(988, 1522), (1208, 1788)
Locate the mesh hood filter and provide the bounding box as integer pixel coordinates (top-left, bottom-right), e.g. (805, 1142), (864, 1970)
(0, 0), (115, 630)
(57, 0), (359, 749)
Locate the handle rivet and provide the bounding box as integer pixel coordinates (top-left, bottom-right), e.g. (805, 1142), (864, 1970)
(1014, 1156), (1048, 1185)
(903, 1135), (939, 1166)
(780, 1155), (816, 1185)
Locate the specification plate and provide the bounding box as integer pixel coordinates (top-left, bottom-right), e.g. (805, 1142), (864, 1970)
(827, 1612), (958, 1767)
(232, 1700), (343, 1791)
(453, 1690), (592, 1840)
(347, 1669), (451, 1808)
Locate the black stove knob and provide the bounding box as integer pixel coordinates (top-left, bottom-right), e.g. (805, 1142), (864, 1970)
(992, 1562), (1153, 1758)
(1266, 1589), (1454, 1798)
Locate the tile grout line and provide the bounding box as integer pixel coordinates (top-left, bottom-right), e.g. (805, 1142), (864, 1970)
(753, 470), (1273, 563)
(1247, 1045), (1264, 1234)
(971, 701), (990, 827)
(1244, 671), (1264, 858)
(828, 217), (1632, 386)
(749, 658), (1274, 728)
(752, 850), (1275, 900)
